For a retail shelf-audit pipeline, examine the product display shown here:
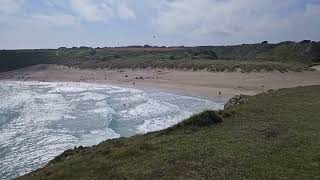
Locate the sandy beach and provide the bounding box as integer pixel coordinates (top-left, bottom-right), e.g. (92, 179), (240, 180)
(1, 64), (320, 101)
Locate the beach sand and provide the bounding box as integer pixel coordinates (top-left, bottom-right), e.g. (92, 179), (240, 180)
(1, 64), (320, 101)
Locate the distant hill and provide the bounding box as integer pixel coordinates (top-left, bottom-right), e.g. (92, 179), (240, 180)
(1, 41), (319, 73)
(206, 41), (320, 63)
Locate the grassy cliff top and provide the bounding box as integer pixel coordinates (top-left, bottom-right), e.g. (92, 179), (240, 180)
(1, 41), (320, 73)
(20, 85), (320, 179)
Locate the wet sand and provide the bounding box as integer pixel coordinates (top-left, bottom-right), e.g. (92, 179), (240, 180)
(1, 64), (320, 101)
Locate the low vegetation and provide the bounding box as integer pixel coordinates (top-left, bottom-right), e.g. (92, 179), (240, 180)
(20, 85), (320, 179)
(1, 41), (319, 73)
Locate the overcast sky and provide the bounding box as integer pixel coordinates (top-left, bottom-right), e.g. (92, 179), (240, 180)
(0, 0), (319, 49)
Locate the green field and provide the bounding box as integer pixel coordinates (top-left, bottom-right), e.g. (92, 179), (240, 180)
(1, 41), (319, 73)
(20, 85), (320, 179)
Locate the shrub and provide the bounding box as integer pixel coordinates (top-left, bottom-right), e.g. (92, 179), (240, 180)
(300, 40), (311, 44)
(89, 49), (96, 56)
(178, 110), (222, 127)
(169, 55), (175, 60)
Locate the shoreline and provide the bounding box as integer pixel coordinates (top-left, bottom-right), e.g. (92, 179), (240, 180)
(0, 79), (226, 104)
(1, 64), (320, 101)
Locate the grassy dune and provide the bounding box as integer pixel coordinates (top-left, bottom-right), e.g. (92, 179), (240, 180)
(20, 85), (320, 179)
(1, 41), (320, 73)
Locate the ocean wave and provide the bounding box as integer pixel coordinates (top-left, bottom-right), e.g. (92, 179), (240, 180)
(0, 81), (223, 179)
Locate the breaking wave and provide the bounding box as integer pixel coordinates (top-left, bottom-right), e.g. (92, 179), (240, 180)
(0, 81), (224, 179)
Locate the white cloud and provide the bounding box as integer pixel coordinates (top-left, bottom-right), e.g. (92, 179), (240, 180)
(31, 13), (78, 27)
(154, 0), (320, 42)
(305, 3), (320, 16)
(0, 0), (24, 14)
(0, 0), (319, 49)
(117, 1), (136, 19)
(69, 0), (114, 22)
(69, 0), (136, 22)
(0, 0), (137, 27)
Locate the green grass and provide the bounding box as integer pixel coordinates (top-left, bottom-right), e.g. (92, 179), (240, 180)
(1, 41), (319, 73)
(19, 85), (320, 179)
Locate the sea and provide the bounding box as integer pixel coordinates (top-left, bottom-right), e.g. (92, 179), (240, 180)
(0, 81), (224, 179)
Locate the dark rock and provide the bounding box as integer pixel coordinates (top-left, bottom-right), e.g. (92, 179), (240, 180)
(224, 94), (250, 109)
(266, 89), (275, 93)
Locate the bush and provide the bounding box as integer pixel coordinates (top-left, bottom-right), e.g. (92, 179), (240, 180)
(89, 49), (96, 56)
(300, 40), (311, 44)
(187, 48), (218, 59)
(178, 110), (222, 127)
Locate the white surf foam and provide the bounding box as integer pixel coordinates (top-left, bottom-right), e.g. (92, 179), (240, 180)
(0, 81), (224, 179)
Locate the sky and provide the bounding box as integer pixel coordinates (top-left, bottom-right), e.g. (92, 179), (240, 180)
(0, 0), (319, 49)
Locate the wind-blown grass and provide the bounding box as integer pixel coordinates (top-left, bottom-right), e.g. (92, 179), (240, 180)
(20, 85), (320, 179)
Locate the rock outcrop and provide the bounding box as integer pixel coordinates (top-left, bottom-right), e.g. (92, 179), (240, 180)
(224, 94), (250, 109)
